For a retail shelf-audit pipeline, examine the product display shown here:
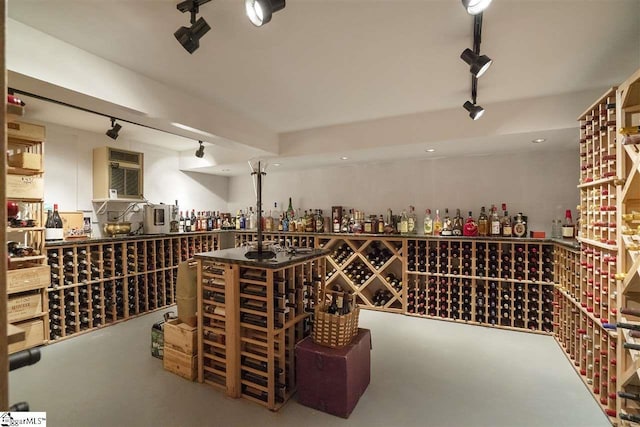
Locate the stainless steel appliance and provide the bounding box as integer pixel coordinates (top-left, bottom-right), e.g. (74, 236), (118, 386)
(144, 204), (172, 234)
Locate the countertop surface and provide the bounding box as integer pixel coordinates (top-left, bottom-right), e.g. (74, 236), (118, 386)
(195, 247), (329, 268)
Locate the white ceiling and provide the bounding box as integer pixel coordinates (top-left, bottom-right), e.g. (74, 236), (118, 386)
(7, 0), (640, 175)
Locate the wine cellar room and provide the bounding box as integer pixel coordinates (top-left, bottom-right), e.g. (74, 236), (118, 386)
(3, 1), (640, 427)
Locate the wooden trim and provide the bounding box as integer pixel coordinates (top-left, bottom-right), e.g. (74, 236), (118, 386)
(1, 0), (8, 410)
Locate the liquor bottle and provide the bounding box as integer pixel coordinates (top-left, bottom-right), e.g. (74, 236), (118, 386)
(441, 209), (452, 236)
(315, 209), (325, 232)
(490, 205), (501, 236)
(190, 209), (197, 231)
(178, 211), (184, 232)
(306, 210), (315, 233)
(408, 206), (417, 234)
(423, 209), (433, 235)
(45, 204), (64, 241)
(399, 209), (409, 234)
(477, 206), (488, 236)
(513, 213), (527, 237)
(207, 211), (214, 231)
(281, 213), (289, 232)
(248, 207), (256, 230)
(333, 208), (341, 233)
(433, 209), (442, 236)
(562, 209), (574, 238)
(501, 206), (512, 237)
(286, 197), (295, 221)
(348, 209), (356, 233)
(378, 214), (385, 233)
(452, 209), (463, 236)
(341, 210), (350, 233)
(463, 211), (478, 236)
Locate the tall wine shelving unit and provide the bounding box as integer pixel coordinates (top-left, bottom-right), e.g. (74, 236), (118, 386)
(615, 70), (640, 426)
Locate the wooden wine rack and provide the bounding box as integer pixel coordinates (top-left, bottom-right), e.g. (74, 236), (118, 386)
(615, 69), (640, 426)
(318, 236), (404, 312)
(404, 238), (555, 333)
(234, 231), (316, 249)
(196, 250), (325, 410)
(46, 232), (219, 342)
(554, 243), (618, 420)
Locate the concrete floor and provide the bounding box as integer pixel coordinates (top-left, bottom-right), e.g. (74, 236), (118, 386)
(10, 309), (610, 427)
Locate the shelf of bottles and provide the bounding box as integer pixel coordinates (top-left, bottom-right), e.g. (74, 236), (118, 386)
(197, 256), (324, 410)
(234, 231), (316, 250)
(404, 238), (555, 333)
(317, 237), (404, 312)
(614, 69), (640, 426)
(46, 233), (219, 342)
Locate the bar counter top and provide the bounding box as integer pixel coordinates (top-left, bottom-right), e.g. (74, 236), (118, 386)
(195, 247), (329, 269)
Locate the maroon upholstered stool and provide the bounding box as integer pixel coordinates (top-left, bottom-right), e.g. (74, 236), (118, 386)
(295, 328), (371, 418)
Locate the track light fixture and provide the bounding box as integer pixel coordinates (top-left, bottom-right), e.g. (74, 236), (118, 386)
(175, 0), (212, 54)
(195, 140), (205, 158)
(245, 0), (286, 27)
(463, 101), (484, 120)
(460, 48), (492, 78)
(461, 0), (492, 15)
(106, 118), (121, 140)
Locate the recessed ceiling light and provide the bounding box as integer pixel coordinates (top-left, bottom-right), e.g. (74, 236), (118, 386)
(273, 163), (281, 166)
(340, 156), (348, 160)
(425, 148), (436, 153)
(532, 138), (546, 143)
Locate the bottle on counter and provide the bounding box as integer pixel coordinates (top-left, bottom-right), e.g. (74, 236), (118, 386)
(501, 207), (512, 237)
(286, 197), (295, 221)
(179, 211), (185, 233)
(248, 207), (256, 230)
(463, 211), (478, 236)
(423, 209), (433, 235)
(408, 206), (417, 234)
(378, 214), (385, 233)
(315, 209), (325, 233)
(452, 209), (463, 236)
(190, 209), (197, 231)
(513, 213), (527, 237)
(45, 204), (64, 241)
(562, 209), (575, 239)
(490, 205), (501, 236)
(399, 209), (409, 234)
(477, 206), (488, 236)
(440, 208), (452, 236)
(184, 209), (192, 232)
(433, 209), (442, 236)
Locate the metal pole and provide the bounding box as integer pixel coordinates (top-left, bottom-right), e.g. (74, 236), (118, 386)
(256, 161), (263, 254)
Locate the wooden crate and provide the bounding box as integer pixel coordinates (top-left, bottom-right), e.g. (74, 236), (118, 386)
(164, 319), (197, 354)
(7, 264), (50, 294)
(8, 292), (43, 322)
(7, 121), (46, 142)
(163, 346), (197, 380)
(8, 319), (45, 354)
(6, 174), (44, 200)
(7, 152), (42, 170)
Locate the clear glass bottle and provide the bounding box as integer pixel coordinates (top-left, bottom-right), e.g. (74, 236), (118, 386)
(433, 209), (442, 236)
(399, 209), (409, 234)
(423, 209), (433, 235)
(441, 208), (452, 236)
(408, 206), (417, 234)
(490, 205), (501, 236)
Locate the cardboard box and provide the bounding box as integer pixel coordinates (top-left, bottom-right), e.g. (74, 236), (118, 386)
(7, 264), (50, 294)
(8, 292), (43, 322)
(530, 231), (546, 238)
(164, 319), (197, 354)
(163, 346), (197, 381)
(9, 319), (45, 354)
(8, 152), (42, 170)
(7, 121), (46, 142)
(6, 174), (44, 200)
(60, 211), (87, 239)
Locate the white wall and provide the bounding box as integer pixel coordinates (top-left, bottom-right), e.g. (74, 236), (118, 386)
(40, 122), (229, 230)
(227, 149), (579, 235)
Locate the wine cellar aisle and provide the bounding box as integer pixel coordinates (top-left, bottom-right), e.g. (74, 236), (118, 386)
(8, 308), (609, 427)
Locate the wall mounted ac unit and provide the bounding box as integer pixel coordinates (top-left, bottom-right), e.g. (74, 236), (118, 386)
(93, 146), (144, 199)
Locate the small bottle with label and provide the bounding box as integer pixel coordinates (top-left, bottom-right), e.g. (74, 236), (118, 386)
(562, 209), (575, 239)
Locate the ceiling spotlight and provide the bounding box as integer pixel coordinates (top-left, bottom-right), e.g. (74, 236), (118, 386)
(463, 101), (485, 120)
(461, 48), (492, 78)
(106, 118), (121, 140)
(245, 0), (285, 27)
(340, 156), (349, 160)
(273, 163), (281, 166)
(532, 138), (546, 144)
(195, 140), (205, 158)
(425, 149), (436, 153)
(461, 0), (492, 15)
(175, 0), (211, 54)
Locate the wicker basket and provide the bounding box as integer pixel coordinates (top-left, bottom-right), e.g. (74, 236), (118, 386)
(312, 304), (360, 348)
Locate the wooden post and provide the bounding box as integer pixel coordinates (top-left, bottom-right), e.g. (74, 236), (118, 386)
(1, 0), (9, 410)
(225, 264), (241, 398)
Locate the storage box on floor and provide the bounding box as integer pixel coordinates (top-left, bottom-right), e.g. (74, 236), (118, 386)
(163, 319), (198, 381)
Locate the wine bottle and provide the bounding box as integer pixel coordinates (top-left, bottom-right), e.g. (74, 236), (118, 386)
(621, 307), (640, 316)
(477, 206), (488, 237)
(452, 209), (463, 236)
(562, 209), (575, 238)
(45, 204), (64, 241)
(620, 413), (640, 423)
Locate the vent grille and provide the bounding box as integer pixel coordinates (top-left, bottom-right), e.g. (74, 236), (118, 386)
(109, 149), (141, 165)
